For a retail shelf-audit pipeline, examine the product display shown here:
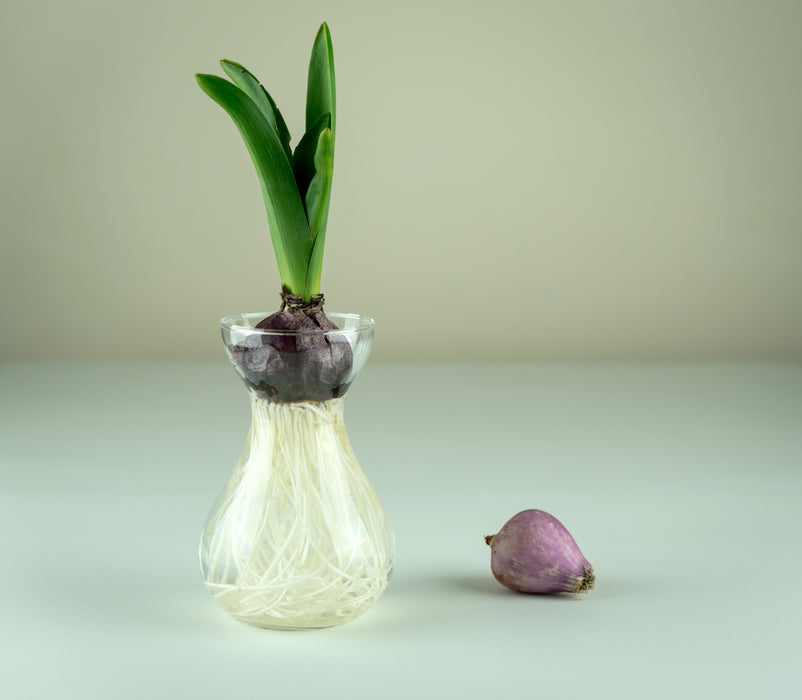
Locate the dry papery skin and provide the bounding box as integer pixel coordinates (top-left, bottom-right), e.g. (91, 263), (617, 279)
(485, 509), (595, 597)
(200, 397), (394, 629)
(229, 292), (354, 402)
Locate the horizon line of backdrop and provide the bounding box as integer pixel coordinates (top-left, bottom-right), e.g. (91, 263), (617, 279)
(2, 0), (801, 363)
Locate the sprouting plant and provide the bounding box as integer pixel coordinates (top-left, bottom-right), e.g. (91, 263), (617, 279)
(197, 23), (349, 402)
(196, 22), (336, 303)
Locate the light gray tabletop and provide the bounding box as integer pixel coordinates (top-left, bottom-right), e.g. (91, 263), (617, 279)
(1, 361), (800, 699)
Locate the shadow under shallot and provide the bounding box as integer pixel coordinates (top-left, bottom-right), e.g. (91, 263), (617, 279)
(355, 568), (568, 634)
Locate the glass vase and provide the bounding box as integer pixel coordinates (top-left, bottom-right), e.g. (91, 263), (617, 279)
(200, 311), (394, 630)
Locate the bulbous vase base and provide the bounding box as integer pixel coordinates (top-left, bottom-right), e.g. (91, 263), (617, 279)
(200, 396), (394, 630)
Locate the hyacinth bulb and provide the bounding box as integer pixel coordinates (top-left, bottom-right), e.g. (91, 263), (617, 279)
(485, 509), (595, 595)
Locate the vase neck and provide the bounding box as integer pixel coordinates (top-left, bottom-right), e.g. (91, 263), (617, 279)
(249, 396), (346, 424)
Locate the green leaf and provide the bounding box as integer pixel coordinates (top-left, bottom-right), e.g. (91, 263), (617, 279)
(304, 128), (334, 299)
(262, 90), (293, 163)
(220, 61), (274, 122)
(306, 128), (334, 238)
(196, 74), (313, 296)
(306, 23), (336, 141)
(293, 112), (330, 205)
(220, 60), (293, 163)
(302, 23), (336, 299)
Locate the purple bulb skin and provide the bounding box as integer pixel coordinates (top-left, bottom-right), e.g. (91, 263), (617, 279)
(486, 509), (595, 595)
(227, 291), (353, 402)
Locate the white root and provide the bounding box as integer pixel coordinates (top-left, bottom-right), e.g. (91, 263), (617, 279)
(200, 397), (394, 629)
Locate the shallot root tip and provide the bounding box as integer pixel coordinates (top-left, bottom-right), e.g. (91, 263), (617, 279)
(484, 534), (496, 547)
(572, 566), (596, 596)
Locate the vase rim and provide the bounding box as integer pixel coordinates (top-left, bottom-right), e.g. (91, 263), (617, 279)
(220, 311), (375, 336)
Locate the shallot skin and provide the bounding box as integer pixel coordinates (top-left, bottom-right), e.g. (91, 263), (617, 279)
(486, 509), (595, 595)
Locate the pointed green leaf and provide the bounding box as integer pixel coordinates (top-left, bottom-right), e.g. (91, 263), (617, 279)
(303, 127), (334, 298)
(262, 89), (293, 162)
(220, 60), (293, 163)
(196, 73), (313, 296)
(306, 128), (334, 238)
(220, 60), (274, 121)
(306, 23), (336, 141)
(292, 112), (330, 205)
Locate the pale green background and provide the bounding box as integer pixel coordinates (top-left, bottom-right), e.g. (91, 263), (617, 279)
(2, 0), (801, 362)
